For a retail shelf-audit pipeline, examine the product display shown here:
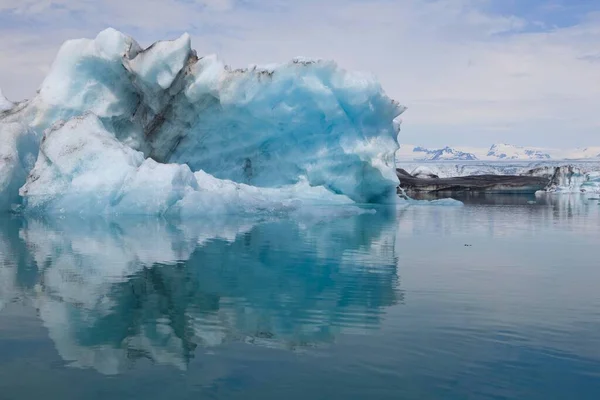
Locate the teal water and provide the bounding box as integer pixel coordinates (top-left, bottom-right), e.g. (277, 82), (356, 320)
(1, 195), (599, 399)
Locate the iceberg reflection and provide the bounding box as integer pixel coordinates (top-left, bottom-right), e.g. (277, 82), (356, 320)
(0, 211), (401, 375)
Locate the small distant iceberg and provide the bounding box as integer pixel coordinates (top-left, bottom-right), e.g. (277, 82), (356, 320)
(532, 166), (600, 194)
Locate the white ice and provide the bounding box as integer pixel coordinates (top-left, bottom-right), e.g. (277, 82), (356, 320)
(0, 88), (13, 112)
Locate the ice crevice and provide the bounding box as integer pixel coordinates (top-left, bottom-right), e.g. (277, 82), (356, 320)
(1, 28), (406, 215)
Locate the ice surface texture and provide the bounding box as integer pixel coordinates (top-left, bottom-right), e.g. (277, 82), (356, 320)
(20, 114), (357, 215)
(0, 89), (13, 112)
(542, 166), (600, 193)
(1, 28), (405, 214)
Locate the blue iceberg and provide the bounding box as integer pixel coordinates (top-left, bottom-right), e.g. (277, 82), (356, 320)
(1, 29), (405, 215)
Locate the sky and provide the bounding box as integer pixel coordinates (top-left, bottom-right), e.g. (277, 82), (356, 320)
(0, 0), (599, 148)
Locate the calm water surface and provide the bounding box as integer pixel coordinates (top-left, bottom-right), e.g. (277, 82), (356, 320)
(1, 194), (599, 399)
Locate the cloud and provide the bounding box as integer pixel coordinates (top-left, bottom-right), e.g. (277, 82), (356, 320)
(0, 0), (599, 147)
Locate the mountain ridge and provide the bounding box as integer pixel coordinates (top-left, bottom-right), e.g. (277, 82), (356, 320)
(397, 143), (600, 161)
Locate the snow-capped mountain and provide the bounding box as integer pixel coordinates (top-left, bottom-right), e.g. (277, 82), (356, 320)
(486, 144), (551, 160)
(412, 146), (478, 161)
(566, 147), (600, 159)
(397, 144), (600, 161)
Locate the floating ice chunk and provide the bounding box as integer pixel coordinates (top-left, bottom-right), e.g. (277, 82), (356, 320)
(399, 197), (464, 206)
(529, 165), (600, 194)
(582, 171), (600, 193)
(545, 166), (594, 193)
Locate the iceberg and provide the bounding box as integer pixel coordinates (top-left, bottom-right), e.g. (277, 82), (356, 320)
(529, 165), (600, 194)
(1, 28), (405, 214)
(545, 166), (600, 194)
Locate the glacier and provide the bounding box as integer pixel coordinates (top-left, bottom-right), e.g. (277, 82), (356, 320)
(0, 28), (405, 215)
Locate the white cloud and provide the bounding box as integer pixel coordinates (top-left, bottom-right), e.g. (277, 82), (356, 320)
(0, 0), (599, 147)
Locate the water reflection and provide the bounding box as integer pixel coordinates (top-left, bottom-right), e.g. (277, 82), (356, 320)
(398, 193), (600, 237)
(0, 211), (401, 375)
(2, 196), (600, 399)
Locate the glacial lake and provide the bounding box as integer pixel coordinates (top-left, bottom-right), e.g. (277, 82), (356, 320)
(1, 194), (599, 399)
